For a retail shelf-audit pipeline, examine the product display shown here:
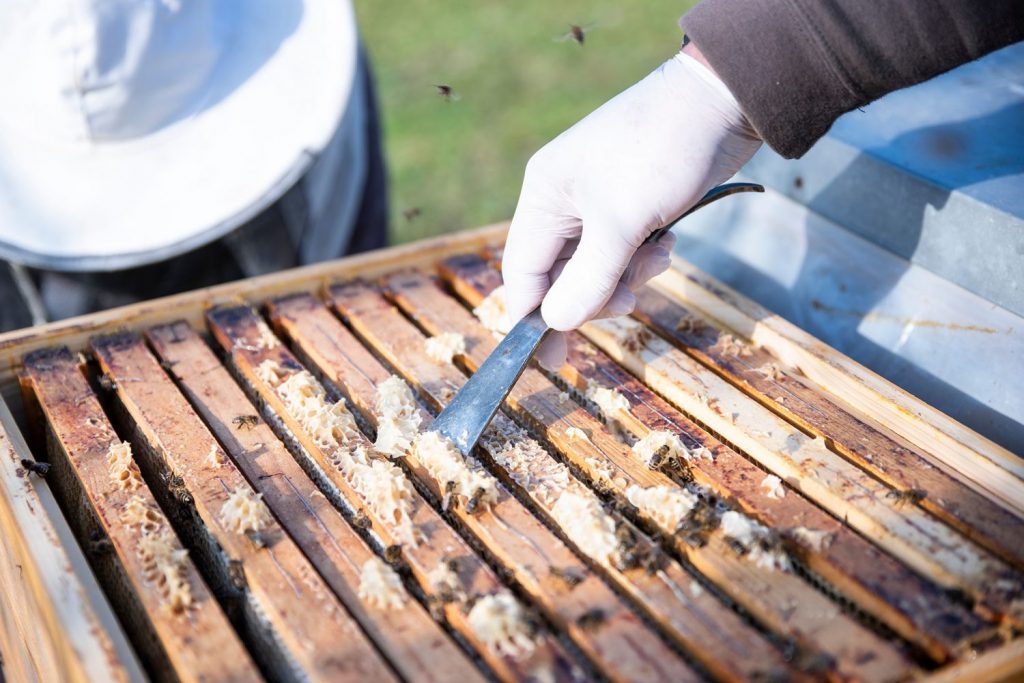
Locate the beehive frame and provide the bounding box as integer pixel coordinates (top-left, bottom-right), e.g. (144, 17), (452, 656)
(0, 223), (1020, 682)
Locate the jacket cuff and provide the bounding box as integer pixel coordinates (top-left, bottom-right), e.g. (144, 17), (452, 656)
(680, 0), (862, 159)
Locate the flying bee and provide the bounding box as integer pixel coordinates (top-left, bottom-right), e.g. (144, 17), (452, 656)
(886, 488), (927, 507)
(557, 23), (595, 46)
(20, 459), (51, 477)
(433, 84), (460, 102)
(402, 207), (421, 222)
(232, 414), (260, 431)
(575, 607), (606, 631)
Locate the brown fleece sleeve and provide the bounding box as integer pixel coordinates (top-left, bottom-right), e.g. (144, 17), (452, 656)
(680, 0), (1024, 158)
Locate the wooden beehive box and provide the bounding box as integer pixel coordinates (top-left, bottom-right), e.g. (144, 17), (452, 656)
(0, 224), (1020, 682)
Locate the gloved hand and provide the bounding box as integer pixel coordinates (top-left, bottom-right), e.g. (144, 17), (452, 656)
(502, 49), (762, 370)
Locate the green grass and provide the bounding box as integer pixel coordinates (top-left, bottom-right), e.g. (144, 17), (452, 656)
(354, 0), (698, 244)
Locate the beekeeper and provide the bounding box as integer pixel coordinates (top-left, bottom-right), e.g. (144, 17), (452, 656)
(0, 0), (386, 329)
(504, 0), (1024, 369)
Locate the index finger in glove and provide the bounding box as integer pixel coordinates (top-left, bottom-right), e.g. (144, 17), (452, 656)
(502, 208), (578, 325)
(540, 220), (636, 331)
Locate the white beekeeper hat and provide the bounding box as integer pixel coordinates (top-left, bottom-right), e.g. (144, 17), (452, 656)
(0, 0), (357, 271)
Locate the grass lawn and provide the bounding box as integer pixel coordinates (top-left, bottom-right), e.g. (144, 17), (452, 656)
(354, 0), (698, 244)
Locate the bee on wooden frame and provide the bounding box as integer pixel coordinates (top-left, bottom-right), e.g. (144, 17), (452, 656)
(232, 414), (260, 431)
(575, 607), (606, 631)
(886, 487), (927, 507)
(675, 316), (708, 336)
(20, 459), (51, 477)
(163, 471), (193, 506)
(227, 559), (247, 590)
(88, 530), (113, 556)
(640, 546), (668, 575)
(244, 529), (267, 549)
(549, 565), (585, 590)
(678, 498), (720, 548)
(352, 509), (372, 530)
(465, 487), (488, 515)
(384, 544), (403, 564)
(442, 480), (458, 511)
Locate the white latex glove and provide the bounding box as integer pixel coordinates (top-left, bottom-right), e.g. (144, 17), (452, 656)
(502, 51), (762, 370)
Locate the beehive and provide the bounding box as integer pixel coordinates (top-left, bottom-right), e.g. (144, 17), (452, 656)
(1, 224), (1021, 682)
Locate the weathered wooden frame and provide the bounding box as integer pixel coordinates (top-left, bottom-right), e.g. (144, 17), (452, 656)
(0, 221), (1019, 682)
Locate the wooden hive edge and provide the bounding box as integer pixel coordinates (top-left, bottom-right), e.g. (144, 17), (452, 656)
(19, 347), (260, 682)
(0, 395), (145, 682)
(0, 223), (510, 394)
(653, 258), (1024, 516)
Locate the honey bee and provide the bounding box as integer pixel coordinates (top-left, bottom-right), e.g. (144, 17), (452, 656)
(402, 207), (421, 222)
(434, 84), (460, 102)
(442, 480), (458, 511)
(352, 510), (372, 530)
(168, 323), (187, 344)
(227, 559), (247, 590)
(675, 316), (708, 335)
(575, 607), (606, 630)
(549, 565), (586, 590)
(232, 414), (260, 430)
(428, 597), (448, 620)
(163, 472), (193, 506)
(88, 530), (113, 556)
(20, 459), (50, 477)
(97, 374), (117, 392)
(557, 23), (594, 46)
(465, 487), (488, 515)
(679, 499), (720, 548)
(384, 544), (403, 564)
(886, 488), (927, 507)
(245, 529), (267, 549)
(640, 547), (667, 575)
(645, 444), (672, 470)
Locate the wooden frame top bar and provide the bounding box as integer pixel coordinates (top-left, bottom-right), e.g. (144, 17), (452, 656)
(0, 222), (1019, 682)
